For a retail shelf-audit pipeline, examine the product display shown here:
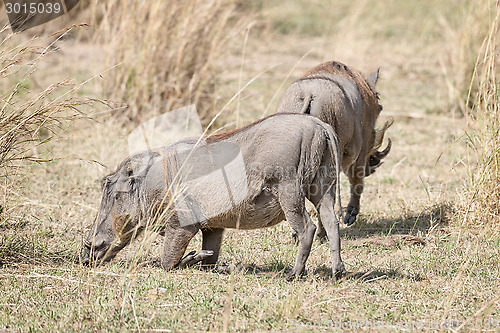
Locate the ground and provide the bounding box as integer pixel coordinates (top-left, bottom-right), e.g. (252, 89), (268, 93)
(0, 1), (499, 331)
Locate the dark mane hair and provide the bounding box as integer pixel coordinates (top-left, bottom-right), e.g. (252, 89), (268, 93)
(300, 60), (380, 114)
(206, 113), (314, 143)
(299, 60), (388, 154)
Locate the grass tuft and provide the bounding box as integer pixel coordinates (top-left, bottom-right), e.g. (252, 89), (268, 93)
(439, 0), (500, 116)
(456, 1), (500, 225)
(96, 0), (246, 125)
(0, 27), (91, 177)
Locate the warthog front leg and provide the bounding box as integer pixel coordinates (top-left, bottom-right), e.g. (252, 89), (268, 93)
(161, 223), (200, 270)
(345, 162), (365, 226)
(201, 228), (224, 267)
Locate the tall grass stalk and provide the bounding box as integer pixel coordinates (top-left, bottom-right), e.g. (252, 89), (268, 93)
(460, 1), (500, 225)
(0, 28), (90, 201)
(440, 0), (499, 116)
(97, 0), (244, 125)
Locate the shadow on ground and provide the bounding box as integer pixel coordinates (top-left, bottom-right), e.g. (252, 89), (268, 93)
(239, 261), (289, 277)
(341, 202), (450, 239)
(345, 269), (425, 282)
(312, 265), (425, 282)
(0, 204), (450, 276)
(225, 263), (426, 282)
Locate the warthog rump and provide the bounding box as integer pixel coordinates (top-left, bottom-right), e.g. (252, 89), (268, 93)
(277, 60), (392, 227)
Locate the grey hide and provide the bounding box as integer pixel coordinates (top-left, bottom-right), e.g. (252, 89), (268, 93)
(81, 113), (346, 280)
(276, 60), (392, 228)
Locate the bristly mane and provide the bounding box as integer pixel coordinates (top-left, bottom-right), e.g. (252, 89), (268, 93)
(206, 113), (314, 143)
(300, 60), (380, 114)
(302, 61), (356, 78)
(300, 60), (389, 154)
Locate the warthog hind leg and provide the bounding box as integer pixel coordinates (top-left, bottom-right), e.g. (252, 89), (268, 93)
(315, 215), (328, 241)
(310, 185), (346, 281)
(318, 192), (346, 280)
(201, 228), (224, 267)
(291, 214), (327, 243)
(279, 184), (316, 281)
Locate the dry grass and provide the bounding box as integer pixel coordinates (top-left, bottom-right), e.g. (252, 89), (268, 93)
(0, 26), (94, 278)
(0, 26), (93, 199)
(96, 0), (246, 125)
(457, 1), (500, 225)
(0, 0), (498, 331)
(439, 0), (500, 116)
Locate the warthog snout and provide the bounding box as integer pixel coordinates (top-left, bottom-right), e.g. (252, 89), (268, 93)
(367, 138), (392, 175)
(80, 237), (114, 266)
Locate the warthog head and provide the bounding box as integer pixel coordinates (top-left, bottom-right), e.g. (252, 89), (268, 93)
(361, 69), (392, 177)
(366, 118), (393, 176)
(81, 152), (155, 266)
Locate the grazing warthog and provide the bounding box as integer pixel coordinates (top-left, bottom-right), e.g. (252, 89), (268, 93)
(277, 60), (392, 228)
(81, 113), (346, 280)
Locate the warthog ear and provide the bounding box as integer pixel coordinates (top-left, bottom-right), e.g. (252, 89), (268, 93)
(125, 153), (154, 180)
(367, 68), (380, 91)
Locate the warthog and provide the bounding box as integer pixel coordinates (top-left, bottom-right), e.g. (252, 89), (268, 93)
(277, 60), (392, 227)
(81, 113), (346, 280)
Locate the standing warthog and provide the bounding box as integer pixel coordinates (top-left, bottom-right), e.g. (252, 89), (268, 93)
(277, 61), (392, 228)
(81, 113), (346, 280)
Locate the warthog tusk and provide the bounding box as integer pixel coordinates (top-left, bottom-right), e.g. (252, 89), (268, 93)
(83, 239), (92, 248)
(378, 138), (392, 158)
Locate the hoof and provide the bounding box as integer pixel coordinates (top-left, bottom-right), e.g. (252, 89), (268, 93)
(316, 229), (328, 242)
(286, 269), (305, 282)
(177, 250), (214, 268)
(213, 262), (237, 274)
(286, 272), (297, 282)
(344, 205), (359, 225)
(332, 262), (346, 282)
(344, 214), (356, 225)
